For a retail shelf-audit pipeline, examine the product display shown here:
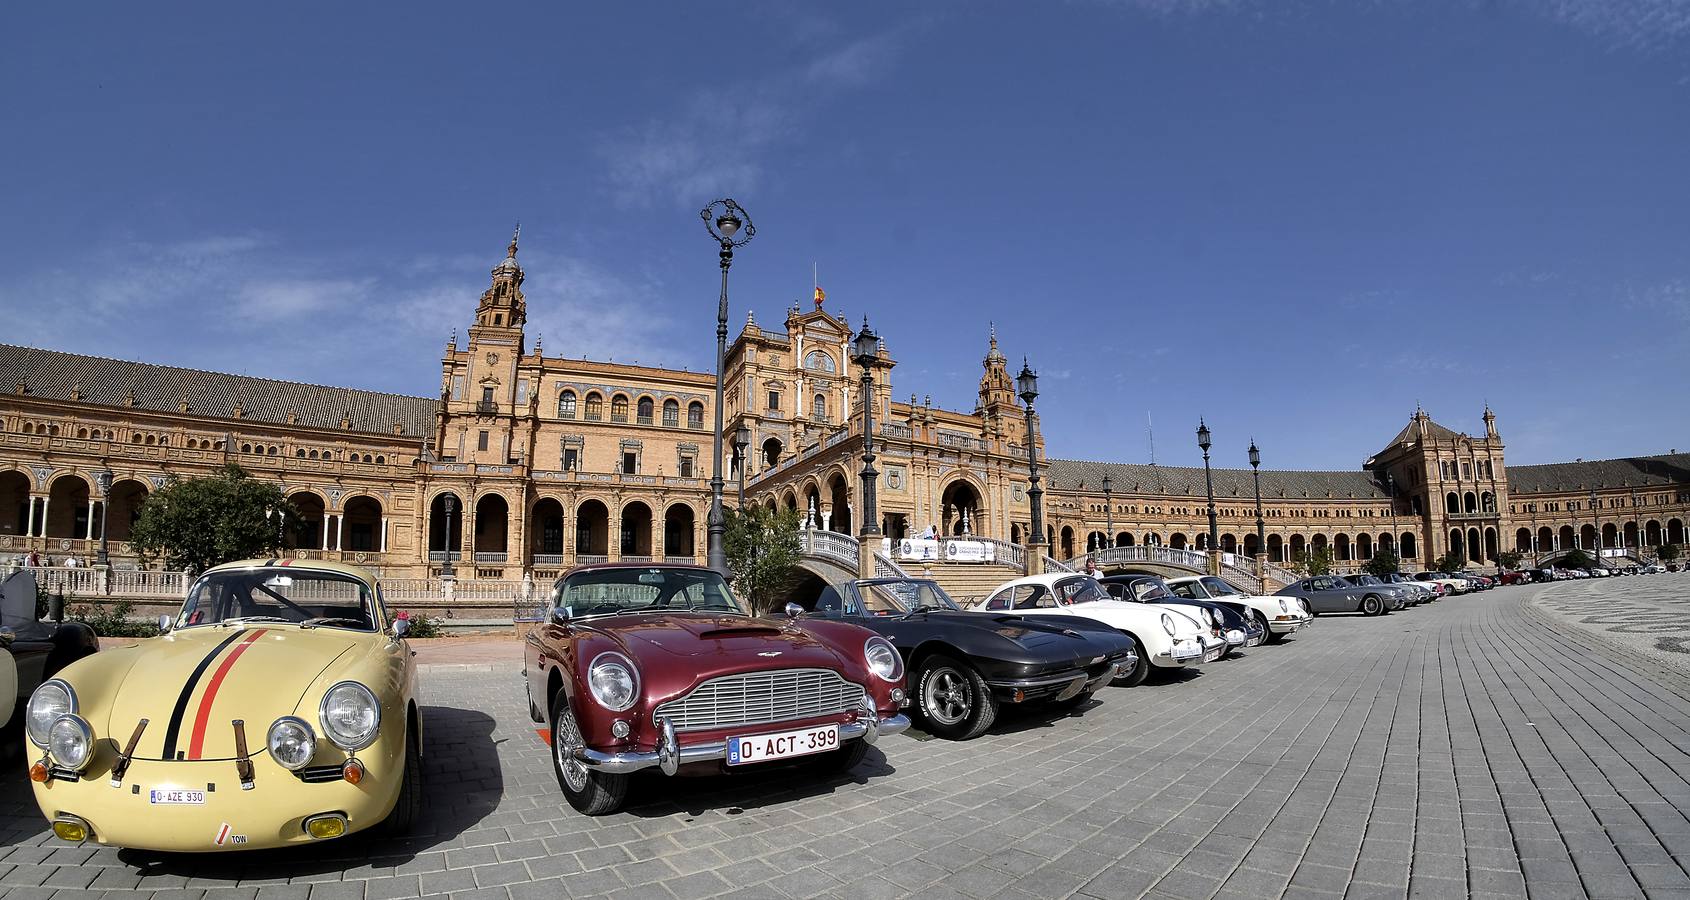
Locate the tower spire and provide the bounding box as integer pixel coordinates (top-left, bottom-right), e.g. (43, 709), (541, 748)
(508, 222), (520, 258)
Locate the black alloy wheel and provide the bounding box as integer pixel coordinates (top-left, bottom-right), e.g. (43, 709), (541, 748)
(915, 654), (996, 740)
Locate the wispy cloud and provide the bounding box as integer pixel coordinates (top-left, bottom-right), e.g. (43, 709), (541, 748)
(599, 24), (917, 207)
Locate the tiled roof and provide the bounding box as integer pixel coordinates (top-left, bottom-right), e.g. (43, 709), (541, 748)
(1380, 415), (1464, 453)
(0, 344), (437, 439)
(1507, 454), (1690, 494)
(1047, 459), (1387, 500)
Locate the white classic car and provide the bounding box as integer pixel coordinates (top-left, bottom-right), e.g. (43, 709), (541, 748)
(1162, 575), (1311, 644)
(969, 574), (1225, 686)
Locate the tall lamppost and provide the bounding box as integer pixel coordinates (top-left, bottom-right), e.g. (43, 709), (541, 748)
(701, 199), (754, 576)
(733, 425), (751, 510)
(1249, 442), (1265, 561)
(1018, 361), (1044, 574)
(1630, 487), (1640, 554)
(441, 493), (457, 577)
(93, 469), (112, 567)
(852, 320), (881, 578)
(1102, 473), (1114, 552)
(1589, 487), (1600, 564)
(1197, 419), (1218, 553)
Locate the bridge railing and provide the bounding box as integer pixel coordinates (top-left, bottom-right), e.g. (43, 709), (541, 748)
(1261, 563), (1301, 590)
(1081, 545), (1209, 571)
(1043, 556), (1076, 573)
(801, 530), (861, 571)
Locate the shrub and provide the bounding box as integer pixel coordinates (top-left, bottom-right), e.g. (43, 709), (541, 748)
(68, 598), (162, 639)
(395, 610), (442, 638)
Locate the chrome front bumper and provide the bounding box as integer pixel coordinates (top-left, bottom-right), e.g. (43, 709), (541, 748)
(577, 710), (912, 776)
(1269, 615), (1310, 633)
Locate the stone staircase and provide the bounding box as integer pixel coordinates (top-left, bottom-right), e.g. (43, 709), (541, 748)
(913, 560), (1024, 607)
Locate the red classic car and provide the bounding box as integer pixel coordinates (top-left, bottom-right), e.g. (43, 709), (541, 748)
(524, 563), (911, 815)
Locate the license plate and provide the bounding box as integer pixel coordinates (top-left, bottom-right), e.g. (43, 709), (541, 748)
(726, 724), (839, 765)
(1171, 643), (1201, 660)
(149, 789), (205, 805)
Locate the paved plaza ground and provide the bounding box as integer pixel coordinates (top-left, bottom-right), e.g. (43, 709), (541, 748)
(4, 575), (1690, 900)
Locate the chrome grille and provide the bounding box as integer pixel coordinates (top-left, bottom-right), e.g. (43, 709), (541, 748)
(655, 668), (866, 732)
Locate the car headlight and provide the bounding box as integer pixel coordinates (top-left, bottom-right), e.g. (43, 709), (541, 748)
(1161, 613), (1176, 635)
(865, 637), (903, 682)
(587, 652), (640, 712)
(1278, 598), (1289, 614)
(26, 680), (77, 748)
(319, 681), (382, 751)
(47, 715), (95, 771)
(1299, 599), (1310, 615)
(268, 716), (317, 770)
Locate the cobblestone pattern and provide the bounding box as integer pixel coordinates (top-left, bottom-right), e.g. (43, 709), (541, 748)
(1523, 573), (1690, 696)
(5, 582), (1690, 899)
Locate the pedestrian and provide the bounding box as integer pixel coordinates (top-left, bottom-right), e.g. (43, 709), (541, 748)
(1083, 556), (1100, 578)
(64, 555), (80, 568)
(26, 549), (41, 567)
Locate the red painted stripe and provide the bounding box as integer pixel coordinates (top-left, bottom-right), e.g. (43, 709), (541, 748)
(215, 822), (230, 845)
(186, 629), (268, 760)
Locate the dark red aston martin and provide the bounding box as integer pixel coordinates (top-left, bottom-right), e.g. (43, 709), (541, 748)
(523, 563), (911, 815)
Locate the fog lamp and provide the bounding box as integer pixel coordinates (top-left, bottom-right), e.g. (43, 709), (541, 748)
(304, 813), (348, 840)
(610, 720), (630, 739)
(890, 688), (905, 704)
(52, 816), (90, 843)
(1012, 689), (1026, 704)
(341, 759), (365, 785)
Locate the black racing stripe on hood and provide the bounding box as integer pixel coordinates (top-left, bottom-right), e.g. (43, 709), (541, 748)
(161, 629), (248, 759)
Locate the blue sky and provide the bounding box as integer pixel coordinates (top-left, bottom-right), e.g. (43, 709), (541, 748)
(2, 1), (1686, 471)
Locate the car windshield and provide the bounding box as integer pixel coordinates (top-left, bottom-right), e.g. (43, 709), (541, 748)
(179, 569), (376, 630)
(1350, 575), (1380, 585)
(554, 567), (744, 618)
(857, 579), (962, 615)
(1062, 577), (1118, 605)
(1201, 577), (1243, 597)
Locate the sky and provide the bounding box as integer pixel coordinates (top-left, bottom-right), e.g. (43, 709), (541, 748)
(2, 0), (1687, 473)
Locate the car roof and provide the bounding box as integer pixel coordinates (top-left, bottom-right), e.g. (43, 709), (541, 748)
(558, 561), (718, 579)
(204, 558), (377, 583)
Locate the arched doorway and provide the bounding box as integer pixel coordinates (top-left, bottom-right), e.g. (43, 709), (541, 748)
(802, 483), (822, 528)
(1169, 533), (1186, 550)
(1378, 532), (1394, 556)
(1623, 521), (1639, 549)
(762, 437), (783, 468)
(1463, 492), (1477, 514)
(1289, 534), (1306, 559)
(288, 492), (326, 549)
(474, 494), (509, 557)
(1645, 520), (1662, 546)
(664, 503), (695, 559)
(621, 501), (653, 557)
(1221, 533), (1238, 555)
(827, 474), (851, 534)
(1144, 532), (1161, 547)
(1267, 534), (1283, 562)
(1400, 533), (1417, 559)
(1669, 519), (1685, 545)
(1334, 534), (1350, 561)
(428, 493), (463, 554)
(1060, 526), (1074, 559)
(1515, 528), (1531, 552)
(1601, 523), (1618, 550)
(1356, 533), (1372, 560)
(0, 471), (28, 537)
(575, 500), (609, 557)
(343, 496), (383, 553)
(1558, 525), (1575, 550)
(1579, 524), (1596, 552)
(1445, 493), (1460, 514)
(532, 499), (565, 557)
(46, 475), (92, 539)
(1467, 527), (1482, 562)
(1448, 529), (1464, 562)
(941, 480), (983, 537)
(1537, 527), (1552, 553)
(1243, 534), (1260, 557)
(106, 479), (149, 543)
(1010, 523), (1022, 544)
(1483, 527), (1497, 563)
(1115, 531), (1131, 547)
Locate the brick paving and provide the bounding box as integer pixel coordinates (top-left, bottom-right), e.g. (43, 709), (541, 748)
(6, 578), (1690, 899)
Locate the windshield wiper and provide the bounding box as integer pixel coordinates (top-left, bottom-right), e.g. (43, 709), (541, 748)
(222, 616), (293, 626)
(299, 617), (366, 629)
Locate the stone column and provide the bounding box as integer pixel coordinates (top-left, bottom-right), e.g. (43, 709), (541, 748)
(380, 516), (389, 553)
(608, 515), (622, 562)
(85, 499), (96, 540)
(25, 496), (37, 538)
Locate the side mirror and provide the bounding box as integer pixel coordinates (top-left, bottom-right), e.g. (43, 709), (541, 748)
(392, 618), (410, 639)
(549, 606), (572, 627)
(784, 602), (803, 619)
(157, 614), (173, 633)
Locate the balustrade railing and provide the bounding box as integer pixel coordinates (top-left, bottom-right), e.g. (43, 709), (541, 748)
(473, 552), (508, 564)
(802, 530), (862, 569)
(1043, 556), (1076, 573)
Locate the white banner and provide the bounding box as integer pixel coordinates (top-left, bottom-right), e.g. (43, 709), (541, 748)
(896, 538), (942, 561)
(943, 539), (996, 563)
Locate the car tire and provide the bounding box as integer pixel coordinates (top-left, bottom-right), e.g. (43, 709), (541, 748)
(1360, 594), (1384, 616)
(550, 691), (629, 816)
(1255, 612), (1283, 645)
(380, 713), (423, 836)
(1113, 633), (1151, 687)
(915, 655), (996, 741)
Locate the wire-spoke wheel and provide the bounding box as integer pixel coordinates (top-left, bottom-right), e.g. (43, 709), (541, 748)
(1361, 594), (1384, 616)
(916, 655), (995, 740)
(550, 692), (628, 815)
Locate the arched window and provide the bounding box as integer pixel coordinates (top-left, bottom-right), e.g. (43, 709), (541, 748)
(584, 393), (603, 421)
(813, 393), (827, 422)
(558, 391), (577, 419)
(611, 395), (629, 422)
(637, 397), (654, 424)
(662, 399), (679, 427)
(687, 402), (705, 430)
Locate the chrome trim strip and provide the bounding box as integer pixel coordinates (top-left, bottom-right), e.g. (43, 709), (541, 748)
(578, 714), (912, 775)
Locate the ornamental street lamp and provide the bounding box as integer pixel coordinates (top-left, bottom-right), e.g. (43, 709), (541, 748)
(93, 469), (112, 567)
(1589, 487), (1600, 562)
(1102, 473), (1114, 551)
(1017, 361), (1045, 574)
(1249, 442), (1265, 560)
(733, 425), (751, 509)
(1197, 419), (1218, 553)
(441, 493), (457, 577)
(1386, 472), (1397, 557)
(853, 319), (881, 577)
(701, 199), (755, 576)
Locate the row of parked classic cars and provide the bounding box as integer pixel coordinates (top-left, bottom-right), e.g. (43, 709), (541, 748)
(12, 553), (1536, 852)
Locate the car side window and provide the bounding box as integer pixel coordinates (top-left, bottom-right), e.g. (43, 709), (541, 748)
(1016, 585), (1055, 610)
(1169, 582), (1199, 599)
(1202, 577), (1233, 596)
(984, 589), (1010, 611)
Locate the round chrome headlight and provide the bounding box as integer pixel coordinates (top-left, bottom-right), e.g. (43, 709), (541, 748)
(1160, 613), (1176, 635)
(319, 682), (381, 751)
(587, 652), (640, 712)
(1208, 608), (1221, 627)
(26, 680), (77, 748)
(268, 716), (317, 770)
(865, 637), (903, 682)
(48, 715), (95, 771)
(1278, 598), (1289, 614)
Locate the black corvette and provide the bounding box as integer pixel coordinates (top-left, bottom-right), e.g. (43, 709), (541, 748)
(800, 578), (1138, 740)
(1097, 573), (1264, 657)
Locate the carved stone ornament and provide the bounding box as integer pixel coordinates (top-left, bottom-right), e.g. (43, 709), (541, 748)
(486, 351), (500, 365)
(150, 475), (169, 489)
(32, 466), (52, 488)
(327, 488), (345, 506)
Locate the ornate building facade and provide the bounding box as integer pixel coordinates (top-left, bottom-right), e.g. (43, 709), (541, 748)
(0, 234), (1684, 579)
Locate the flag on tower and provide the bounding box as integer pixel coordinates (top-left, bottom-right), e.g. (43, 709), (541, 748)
(813, 285), (826, 307)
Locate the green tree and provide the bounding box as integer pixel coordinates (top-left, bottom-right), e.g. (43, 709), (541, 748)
(130, 464), (300, 574)
(1291, 545), (1335, 576)
(1559, 548), (1595, 570)
(1433, 549), (1467, 574)
(1658, 543), (1681, 564)
(1495, 550), (1523, 571)
(723, 505), (803, 616)
(1365, 549), (1401, 577)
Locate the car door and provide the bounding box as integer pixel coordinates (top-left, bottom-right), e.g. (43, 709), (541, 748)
(1307, 576), (1347, 613)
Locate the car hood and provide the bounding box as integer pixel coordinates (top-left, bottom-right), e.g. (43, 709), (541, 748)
(107, 626), (359, 761)
(919, 609), (1125, 657)
(594, 613), (843, 662)
(1064, 599), (1209, 638)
